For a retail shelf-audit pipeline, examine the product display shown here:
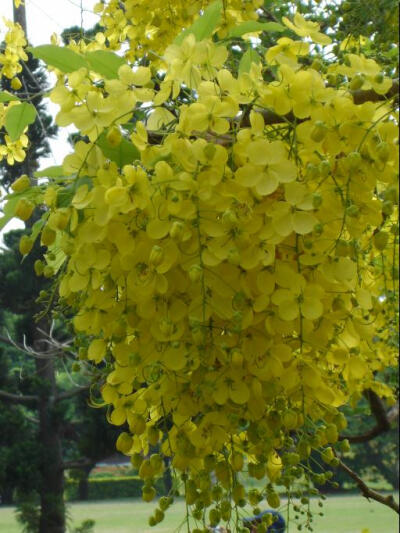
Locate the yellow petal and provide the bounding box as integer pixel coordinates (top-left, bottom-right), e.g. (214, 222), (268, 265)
(292, 211), (317, 234)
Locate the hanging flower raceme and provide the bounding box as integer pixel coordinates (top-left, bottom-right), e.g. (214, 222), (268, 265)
(1, 3), (398, 531)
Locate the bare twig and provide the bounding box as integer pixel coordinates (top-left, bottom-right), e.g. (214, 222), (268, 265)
(0, 334), (25, 351)
(338, 458), (399, 514)
(0, 323), (76, 360)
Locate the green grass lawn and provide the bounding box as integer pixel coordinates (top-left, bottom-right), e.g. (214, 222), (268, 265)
(0, 494), (398, 533)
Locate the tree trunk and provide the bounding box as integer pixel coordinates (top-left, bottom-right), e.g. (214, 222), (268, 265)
(13, 1), (27, 36)
(34, 330), (65, 533)
(163, 457), (173, 495)
(1, 486), (14, 505)
(78, 466), (92, 501)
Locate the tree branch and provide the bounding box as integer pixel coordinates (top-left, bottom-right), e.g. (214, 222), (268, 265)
(387, 403), (399, 424)
(243, 79), (399, 128)
(0, 389), (38, 403)
(352, 79), (399, 104)
(340, 390), (398, 444)
(55, 385), (90, 402)
(0, 334), (25, 351)
(338, 457), (399, 514)
(147, 80), (399, 147)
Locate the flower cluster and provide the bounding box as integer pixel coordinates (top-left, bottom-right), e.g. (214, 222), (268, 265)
(0, 19), (28, 79)
(93, 0), (263, 58)
(3, 4), (398, 531)
(0, 20), (30, 165)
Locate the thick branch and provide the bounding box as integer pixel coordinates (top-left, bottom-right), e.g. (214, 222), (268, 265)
(245, 79), (399, 127)
(0, 389), (38, 403)
(338, 458), (399, 514)
(352, 79), (399, 104)
(340, 390), (398, 444)
(55, 385), (90, 402)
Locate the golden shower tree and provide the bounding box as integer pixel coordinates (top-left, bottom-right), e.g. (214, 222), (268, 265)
(1, 1), (398, 531)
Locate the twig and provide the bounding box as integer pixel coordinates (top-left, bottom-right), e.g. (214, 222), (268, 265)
(338, 458), (399, 514)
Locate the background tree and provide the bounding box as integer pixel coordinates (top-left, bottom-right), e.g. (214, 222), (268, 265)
(0, 6), (116, 533)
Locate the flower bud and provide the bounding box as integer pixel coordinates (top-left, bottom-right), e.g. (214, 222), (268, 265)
(19, 235), (33, 255)
(169, 221), (184, 241)
(149, 245), (164, 266)
(34, 260), (44, 275)
(376, 142), (390, 163)
(11, 78), (22, 90)
(373, 231), (389, 250)
(11, 174), (30, 193)
(346, 151), (362, 170)
(15, 198), (34, 221)
(350, 73), (364, 90)
(106, 126), (122, 147)
(189, 264), (202, 282)
(311, 121), (327, 142)
(41, 226), (56, 246)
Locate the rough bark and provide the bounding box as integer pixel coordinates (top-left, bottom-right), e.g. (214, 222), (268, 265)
(34, 324), (65, 533)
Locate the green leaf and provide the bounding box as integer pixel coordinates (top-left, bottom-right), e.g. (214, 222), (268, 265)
(0, 187), (39, 230)
(85, 50), (125, 79)
(28, 45), (87, 73)
(239, 48), (261, 75)
(56, 185), (75, 208)
(97, 131), (140, 167)
(0, 197), (20, 231)
(228, 21), (285, 38)
(5, 102), (37, 141)
(34, 165), (64, 178)
(175, 0), (223, 45)
(56, 177), (93, 208)
(0, 91), (19, 103)
(30, 217), (47, 243)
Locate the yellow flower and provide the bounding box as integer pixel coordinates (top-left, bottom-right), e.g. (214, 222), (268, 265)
(265, 37), (309, 68)
(181, 95), (238, 135)
(0, 134), (28, 165)
(282, 13), (332, 45)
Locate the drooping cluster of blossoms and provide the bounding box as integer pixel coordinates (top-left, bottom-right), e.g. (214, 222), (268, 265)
(3, 2), (399, 531)
(0, 19), (30, 165)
